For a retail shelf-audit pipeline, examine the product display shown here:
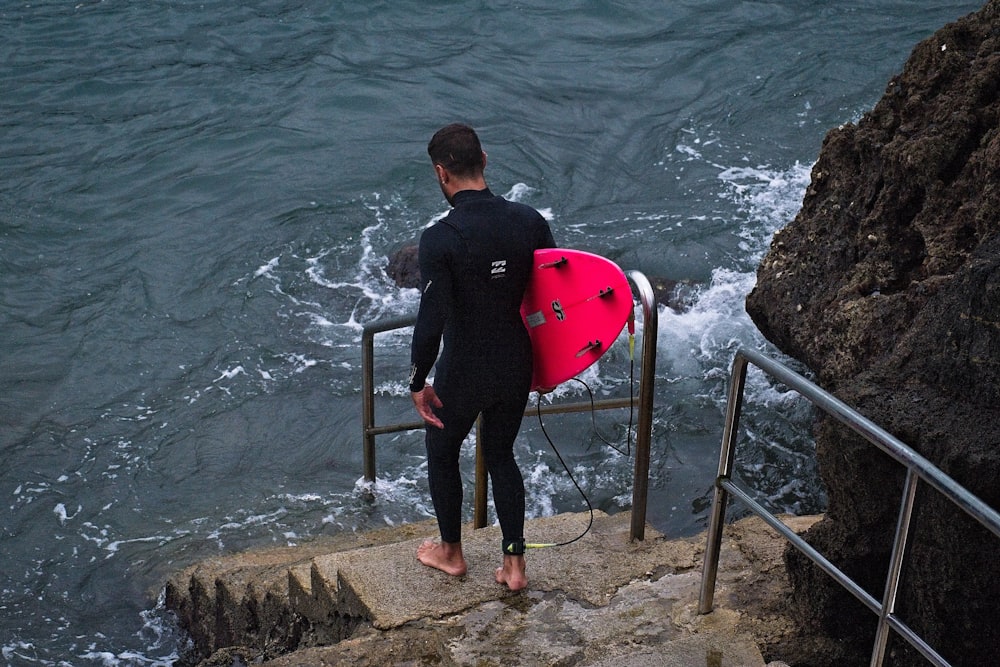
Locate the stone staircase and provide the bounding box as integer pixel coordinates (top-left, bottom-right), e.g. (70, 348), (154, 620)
(165, 511), (816, 666)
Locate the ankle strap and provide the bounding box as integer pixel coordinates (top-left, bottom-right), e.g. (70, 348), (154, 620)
(502, 538), (525, 555)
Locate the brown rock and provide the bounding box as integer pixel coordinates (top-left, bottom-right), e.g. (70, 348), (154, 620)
(385, 244), (421, 289)
(746, 2), (1000, 664)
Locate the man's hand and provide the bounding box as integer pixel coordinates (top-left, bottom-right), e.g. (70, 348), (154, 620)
(411, 384), (444, 429)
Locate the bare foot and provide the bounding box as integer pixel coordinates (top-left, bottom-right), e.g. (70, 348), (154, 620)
(495, 554), (528, 591)
(416, 539), (467, 577)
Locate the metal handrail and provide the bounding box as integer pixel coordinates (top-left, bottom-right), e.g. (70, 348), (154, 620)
(697, 347), (1000, 667)
(360, 270), (658, 541)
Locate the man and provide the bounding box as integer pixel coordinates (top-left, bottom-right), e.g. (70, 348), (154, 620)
(408, 123), (555, 591)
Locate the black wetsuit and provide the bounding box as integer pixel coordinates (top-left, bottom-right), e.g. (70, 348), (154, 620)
(409, 188), (555, 546)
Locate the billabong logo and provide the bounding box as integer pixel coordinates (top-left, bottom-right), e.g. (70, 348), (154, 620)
(491, 260), (507, 278)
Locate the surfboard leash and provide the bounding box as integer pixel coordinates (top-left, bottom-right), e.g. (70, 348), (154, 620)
(531, 399), (595, 549)
(527, 307), (638, 549)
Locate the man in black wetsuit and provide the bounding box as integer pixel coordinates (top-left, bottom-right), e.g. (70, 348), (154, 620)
(408, 123), (555, 591)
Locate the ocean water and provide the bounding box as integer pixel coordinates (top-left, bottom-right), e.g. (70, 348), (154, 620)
(0, 1), (984, 664)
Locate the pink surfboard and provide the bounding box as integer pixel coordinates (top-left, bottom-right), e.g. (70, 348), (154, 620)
(520, 248), (633, 391)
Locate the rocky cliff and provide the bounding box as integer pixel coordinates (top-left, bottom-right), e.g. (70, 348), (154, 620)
(746, 1), (1000, 664)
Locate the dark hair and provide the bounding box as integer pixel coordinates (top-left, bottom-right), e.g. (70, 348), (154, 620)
(427, 123), (484, 177)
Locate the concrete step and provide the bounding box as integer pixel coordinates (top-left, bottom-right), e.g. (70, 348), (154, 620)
(301, 511), (683, 630)
(166, 512), (818, 666)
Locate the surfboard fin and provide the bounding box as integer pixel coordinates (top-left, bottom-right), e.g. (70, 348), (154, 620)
(575, 340), (602, 357)
(582, 286), (616, 304)
(538, 256), (568, 269)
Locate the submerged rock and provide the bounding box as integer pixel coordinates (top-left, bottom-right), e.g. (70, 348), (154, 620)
(746, 2), (1000, 664)
(385, 244), (420, 290)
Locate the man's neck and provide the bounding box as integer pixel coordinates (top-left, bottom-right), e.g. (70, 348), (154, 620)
(443, 175), (487, 204)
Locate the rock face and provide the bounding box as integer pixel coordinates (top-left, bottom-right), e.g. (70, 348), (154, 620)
(746, 2), (1000, 664)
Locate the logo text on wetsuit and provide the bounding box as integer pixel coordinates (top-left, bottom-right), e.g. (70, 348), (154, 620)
(491, 260), (507, 278)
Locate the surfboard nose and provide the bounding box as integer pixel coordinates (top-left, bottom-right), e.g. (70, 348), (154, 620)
(521, 248), (633, 390)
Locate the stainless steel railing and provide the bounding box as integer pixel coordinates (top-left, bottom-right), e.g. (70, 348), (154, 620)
(361, 270), (658, 541)
(698, 347), (1000, 667)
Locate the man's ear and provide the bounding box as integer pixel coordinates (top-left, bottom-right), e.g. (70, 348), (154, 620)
(435, 163), (448, 184)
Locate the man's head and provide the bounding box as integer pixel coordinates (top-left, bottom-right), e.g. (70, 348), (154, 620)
(427, 123), (486, 179)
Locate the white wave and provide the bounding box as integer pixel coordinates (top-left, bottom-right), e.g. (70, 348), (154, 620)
(103, 534), (173, 560)
(304, 251), (345, 290)
(348, 473), (435, 528)
(213, 366), (245, 382)
(504, 183), (554, 220)
(53, 503), (81, 525)
(280, 352), (319, 374)
(720, 161), (813, 253)
(2, 642), (36, 662)
(675, 143), (703, 161)
(77, 649), (179, 667)
(253, 256), (280, 279)
(655, 146), (812, 382)
(523, 458), (559, 518)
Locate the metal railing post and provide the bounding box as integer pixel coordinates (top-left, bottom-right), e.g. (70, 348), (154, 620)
(698, 353), (749, 613)
(361, 314), (418, 487)
(870, 469), (920, 667)
(627, 270), (657, 542)
(362, 325), (377, 485)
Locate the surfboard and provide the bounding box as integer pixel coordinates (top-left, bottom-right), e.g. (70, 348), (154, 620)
(520, 248), (633, 391)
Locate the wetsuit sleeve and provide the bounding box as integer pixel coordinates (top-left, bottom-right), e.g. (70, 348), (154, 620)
(539, 219), (556, 250)
(408, 227), (453, 391)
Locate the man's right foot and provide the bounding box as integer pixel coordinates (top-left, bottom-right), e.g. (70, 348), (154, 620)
(416, 539), (467, 577)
